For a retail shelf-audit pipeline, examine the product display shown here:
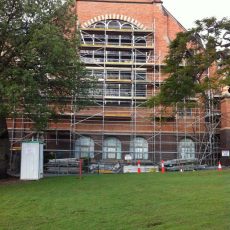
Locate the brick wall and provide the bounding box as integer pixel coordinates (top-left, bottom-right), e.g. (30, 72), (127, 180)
(75, 0), (185, 61)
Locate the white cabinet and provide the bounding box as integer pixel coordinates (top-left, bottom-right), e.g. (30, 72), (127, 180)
(20, 142), (43, 180)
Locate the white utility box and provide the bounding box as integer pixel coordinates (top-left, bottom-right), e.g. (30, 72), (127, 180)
(20, 141), (44, 180)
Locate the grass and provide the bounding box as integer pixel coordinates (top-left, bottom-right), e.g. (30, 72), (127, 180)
(0, 170), (230, 230)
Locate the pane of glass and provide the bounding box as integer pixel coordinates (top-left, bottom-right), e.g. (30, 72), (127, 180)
(135, 84), (146, 97)
(103, 138), (121, 159)
(120, 71), (131, 80)
(108, 147), (116, 152)
(120, 35), (132, 46)
(135, 147), (143, 153)
(130, 137), (148, 160)
(179, 139), (195, 159)
(107, 71), (119, 79)
(107, 50), (119, 62)
(120, 84), (131, 96)
(136, 71), (146, 80)
(106, 84), (119, 96)
(82, 35), (93, 44)
(108, 153), (116, 159)
(136, 153), (143, 159)
(93, 70), (104, 79)
(134, 36), (146, 46)
(108, 21), (120, 29)
(94, 22), (105, 28)
(75, 137), (94, 158)
(121, 23), (132, 29)
(94, 34), (105, 44)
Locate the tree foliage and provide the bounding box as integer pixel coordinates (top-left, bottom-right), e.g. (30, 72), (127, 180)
(0, 0), (91, 130)
(0, 0), (91, 177)
(148, 17), (230, 107)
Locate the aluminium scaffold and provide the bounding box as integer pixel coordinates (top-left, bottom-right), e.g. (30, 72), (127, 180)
(7, 19), (224, 173)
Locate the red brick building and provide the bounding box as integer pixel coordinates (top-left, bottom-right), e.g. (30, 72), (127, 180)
(8, 0), (230, 168)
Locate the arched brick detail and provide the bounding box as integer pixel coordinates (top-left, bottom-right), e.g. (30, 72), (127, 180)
(81, 14), (146, 29)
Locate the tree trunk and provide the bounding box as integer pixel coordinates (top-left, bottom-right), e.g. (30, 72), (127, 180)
(0, 116), (10, 179)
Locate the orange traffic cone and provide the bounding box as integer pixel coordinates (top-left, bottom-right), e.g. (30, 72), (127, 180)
(218, 161), (222, 171)
(137, 160), (141, 174)
(161, 160), (165, 174)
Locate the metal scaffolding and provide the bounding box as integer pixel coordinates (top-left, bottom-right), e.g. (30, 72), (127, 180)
(7, 19), (222, 173)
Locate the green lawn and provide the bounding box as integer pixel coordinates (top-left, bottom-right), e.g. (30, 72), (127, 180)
(0, 170), (230, 230)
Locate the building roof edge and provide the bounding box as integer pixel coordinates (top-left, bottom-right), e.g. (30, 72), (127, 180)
(162, 6), (187, 31)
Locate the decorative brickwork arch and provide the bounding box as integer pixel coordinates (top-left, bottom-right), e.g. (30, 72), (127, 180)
(81, 14), (146, 30)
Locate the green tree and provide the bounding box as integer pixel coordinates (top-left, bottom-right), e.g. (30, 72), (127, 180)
(148, 17), (230, 107)
(0, 0), (91, 178)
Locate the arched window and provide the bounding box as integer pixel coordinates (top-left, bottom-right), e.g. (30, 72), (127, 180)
(84, 20), (143, 48)
(103, 137), (121, 159)
(107, 20), (121, 29)
(89, 20), (138, 30)
(178, 138), (195, 159)
(121, 23), (133, 30)
(134, 36), (146, 46)
(75, 136), (94, 159)
(94, 22), (106, 28)
(130, 137), (148, 159)
(80, 19), (148, 101)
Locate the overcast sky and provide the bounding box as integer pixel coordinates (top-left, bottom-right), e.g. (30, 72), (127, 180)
(162, 0), (230, 29)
